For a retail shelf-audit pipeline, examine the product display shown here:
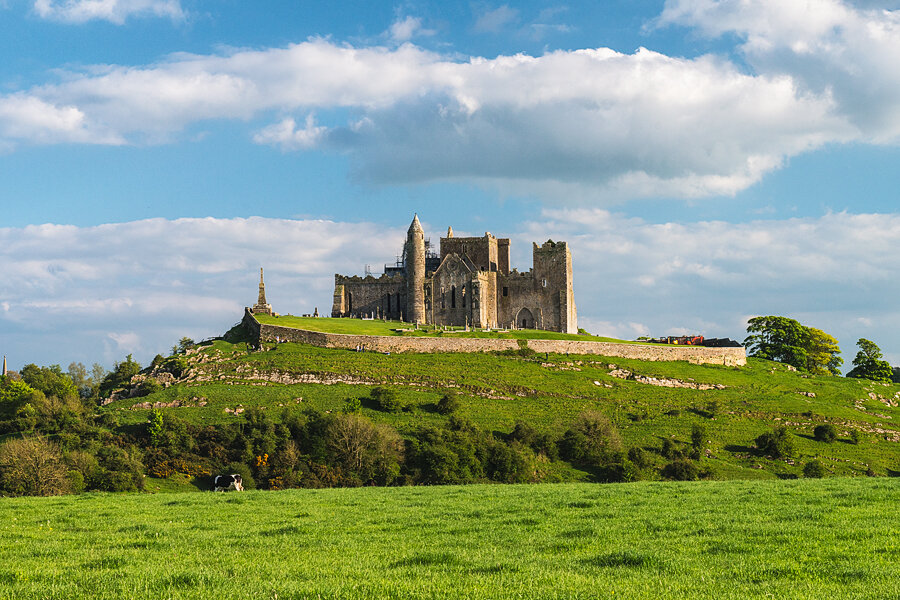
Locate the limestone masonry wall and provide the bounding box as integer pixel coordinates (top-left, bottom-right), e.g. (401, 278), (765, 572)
(243, 310), (746, 366)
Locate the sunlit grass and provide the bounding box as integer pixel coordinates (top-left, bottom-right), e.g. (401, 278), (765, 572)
(0, 478), (897, 599)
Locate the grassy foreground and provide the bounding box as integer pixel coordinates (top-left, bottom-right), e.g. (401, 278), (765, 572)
(1, 478), (897, 599)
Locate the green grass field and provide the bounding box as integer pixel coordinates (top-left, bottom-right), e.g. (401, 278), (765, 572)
(254, 314), (633, 342)
(109, 337), (900, 480)
(1, 478), (897, 599)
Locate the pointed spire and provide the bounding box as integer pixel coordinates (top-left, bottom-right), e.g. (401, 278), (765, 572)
(447, 225), (453, 238)
(252, 267), (273, 315)
(2, 355), (6, 377)
(408, 213), (423, 234)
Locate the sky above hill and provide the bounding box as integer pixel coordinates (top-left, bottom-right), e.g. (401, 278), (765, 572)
(2, 0), (900, 371)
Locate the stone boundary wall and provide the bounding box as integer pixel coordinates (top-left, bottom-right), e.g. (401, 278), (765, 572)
(243, 309), (746, 366)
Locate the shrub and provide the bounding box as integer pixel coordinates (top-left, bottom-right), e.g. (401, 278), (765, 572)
(691, 423), (707, 451)
(627, 447), (650, 470)
(661, 459), (699, 481)
(370, 387), (404, 413)
(850, 429), (862, 445)
(343, 397), (362, 414)
(436, 392), (461, 415)
(755, 426), (796, 459)
(803, 459), (826, 478)
(661, 438), (685, 461)
(0, 435), (72, 496)
(813, 424), (837, 443)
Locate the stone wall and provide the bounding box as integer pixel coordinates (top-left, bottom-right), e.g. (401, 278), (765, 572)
(244, 310), (746, 366)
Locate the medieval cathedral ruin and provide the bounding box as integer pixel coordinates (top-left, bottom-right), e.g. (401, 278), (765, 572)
(331, 216), (577, 333)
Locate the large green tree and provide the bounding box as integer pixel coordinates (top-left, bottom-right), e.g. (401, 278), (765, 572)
(846, 338), (893, 382)
(744, 316), (842, 374)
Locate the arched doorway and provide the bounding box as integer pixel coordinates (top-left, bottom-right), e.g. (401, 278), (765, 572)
(516, 308), (534, 330)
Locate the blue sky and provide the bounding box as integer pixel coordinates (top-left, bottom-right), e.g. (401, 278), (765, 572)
(2, 0), (900, 372)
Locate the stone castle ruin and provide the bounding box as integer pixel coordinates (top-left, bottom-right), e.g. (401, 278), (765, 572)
(331, 215), (577, 333)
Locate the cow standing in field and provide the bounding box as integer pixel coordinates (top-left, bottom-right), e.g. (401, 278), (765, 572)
(214, 474), (244, 492)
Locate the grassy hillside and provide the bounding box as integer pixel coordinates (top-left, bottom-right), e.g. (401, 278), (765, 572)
(106, 334), (900, 481)
(0, 478), (897, 599)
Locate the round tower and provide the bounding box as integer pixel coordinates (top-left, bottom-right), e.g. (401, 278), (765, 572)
(405, 214), (426, 324)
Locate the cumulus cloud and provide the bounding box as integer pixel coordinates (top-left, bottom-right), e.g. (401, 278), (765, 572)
(658, 0), (900, 142)
(4, 212), (900, 369)
(522, 208), (900, 365)
(0, 39), (856, 200)
(0, 217), (402, 367)
(33, 0), (184, 24)
(4, 1), (900, 200)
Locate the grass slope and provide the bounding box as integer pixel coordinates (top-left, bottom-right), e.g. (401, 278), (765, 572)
(0, 479), (897, 599)
(107, 337), (900, 480)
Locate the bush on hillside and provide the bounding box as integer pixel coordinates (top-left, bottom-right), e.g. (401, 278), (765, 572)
(755, 426), (796, 459)
(803, 460), (826, 478)
(436, 392), (461, 415)
(661, 459), (699, 481)
(813, 424), (837, 443)
(371, 387), (404, 413)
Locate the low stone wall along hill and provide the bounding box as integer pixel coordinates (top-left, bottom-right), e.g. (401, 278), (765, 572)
(243, 309), (746, 366)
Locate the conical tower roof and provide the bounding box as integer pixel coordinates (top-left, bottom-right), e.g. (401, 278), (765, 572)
(408, 214), (423, 234)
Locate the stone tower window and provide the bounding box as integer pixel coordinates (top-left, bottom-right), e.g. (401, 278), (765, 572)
(451, 285), (457, 309)
(462, 285), (466, 308)
(542, 278), (548, 288)
(502, 286), (508, 297)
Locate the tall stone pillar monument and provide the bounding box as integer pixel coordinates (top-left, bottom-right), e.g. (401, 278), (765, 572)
(252, 268), (274, 315)
(405, 214), (426, 324)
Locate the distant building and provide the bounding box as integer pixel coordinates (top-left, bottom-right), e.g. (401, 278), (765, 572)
(332, 215), (577, 333)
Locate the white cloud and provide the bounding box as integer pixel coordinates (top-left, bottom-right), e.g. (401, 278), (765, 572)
(388, 16), (435, 43)
(33, 0), (184, 24)
(473, 5), (520, 33)
(0, 11), (896, 201)
(252, 115), (327, 151)
(0, 217), (402, 367)
(658, 0), (900, 142)
(4, 212), (900, 371)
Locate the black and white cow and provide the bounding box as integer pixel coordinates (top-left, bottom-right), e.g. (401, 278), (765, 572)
(214, 474), (244, 492)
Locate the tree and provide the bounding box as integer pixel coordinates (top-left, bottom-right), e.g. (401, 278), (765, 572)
(804, 328), (843, 375)
(755, 426), (796, 459)
(744, 316), (841, 374)
(846, 339), (893, 383)
(171, 337), (196, 355)
(98, 354), (141, 398)
(0, 435), (72, 496)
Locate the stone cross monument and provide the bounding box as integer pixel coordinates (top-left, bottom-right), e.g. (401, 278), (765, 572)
(252, 268), (274, 315)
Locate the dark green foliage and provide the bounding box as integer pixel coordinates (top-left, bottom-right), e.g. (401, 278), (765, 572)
(755, 426), (796, 459)
(846, 339), (893, 383)
(98, 354), (141, 398)
(850, 430), (861, 445)
(172, 337), (196, 355)
(627, 447), (650, 470)
(661, 438), (685, 461)
(803, 460), (826, 478)
(160, 357), (189, 378)
(661, 459), (699, 481)
(20, 364), (78, 400)
(691, 423), (707, 451)
(436, 392), (461, 415)
(371, 387), (404, 413)
(813, 424), (837, 443)
(744, 316), (842, 374)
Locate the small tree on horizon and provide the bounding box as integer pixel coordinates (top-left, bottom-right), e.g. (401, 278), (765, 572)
(846, 338), (893, 383)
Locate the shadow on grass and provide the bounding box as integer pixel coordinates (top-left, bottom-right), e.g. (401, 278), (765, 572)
(723, 444), (756, 454)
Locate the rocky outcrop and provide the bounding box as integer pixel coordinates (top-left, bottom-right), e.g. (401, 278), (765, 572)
(607, 368), (726, 390)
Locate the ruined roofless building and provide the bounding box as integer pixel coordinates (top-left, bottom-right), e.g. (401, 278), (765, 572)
(332, 215), (577, 333)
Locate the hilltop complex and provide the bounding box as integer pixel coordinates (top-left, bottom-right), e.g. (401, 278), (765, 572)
(330, 216), (577, 333)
